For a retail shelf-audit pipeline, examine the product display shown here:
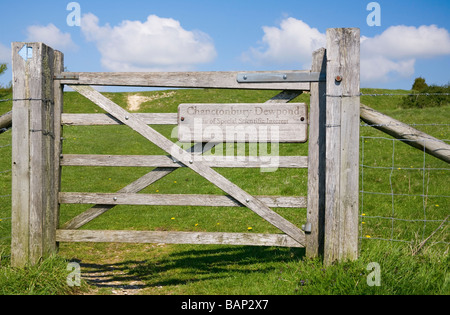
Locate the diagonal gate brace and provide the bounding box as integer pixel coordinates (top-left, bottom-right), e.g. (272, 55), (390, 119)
(69, 85), (305, 246)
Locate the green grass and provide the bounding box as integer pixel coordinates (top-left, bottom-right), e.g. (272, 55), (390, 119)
(0, 88), (448, 295)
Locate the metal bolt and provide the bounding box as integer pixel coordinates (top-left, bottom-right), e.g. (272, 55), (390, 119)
(113, 197), (118, 201)
(181, 117), (185, 122)
(246, 198), (250, 203)
(125, 116), (129, 120)
(300, 117), (305, 122)
(189, 160), (193, 164)
(335, 75), (343, 82)
(243, 75), (248, 80)
(283, 74), (287, 80)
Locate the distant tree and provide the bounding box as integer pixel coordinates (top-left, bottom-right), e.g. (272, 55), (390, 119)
(412, 77), (428, 91)
(0, 63), (6, 76)
(402, 82), (449, 109)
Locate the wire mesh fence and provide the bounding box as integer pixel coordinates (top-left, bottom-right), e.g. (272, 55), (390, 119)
(359, 92), (449, 250)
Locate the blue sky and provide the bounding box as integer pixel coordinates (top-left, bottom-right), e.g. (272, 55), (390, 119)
(1, 0), (449, 90)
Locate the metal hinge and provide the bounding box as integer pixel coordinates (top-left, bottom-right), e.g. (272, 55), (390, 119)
(237, 72), (325, 83)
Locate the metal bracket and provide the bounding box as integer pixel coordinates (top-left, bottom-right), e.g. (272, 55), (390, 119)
(18, 45), (33, 61)
(301, 222), (312, 234)
(54, 73), (79, 80)
(237, 72), (325, 83)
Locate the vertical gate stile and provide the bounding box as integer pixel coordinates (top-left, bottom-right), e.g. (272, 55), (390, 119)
(306, 48), (327, 258)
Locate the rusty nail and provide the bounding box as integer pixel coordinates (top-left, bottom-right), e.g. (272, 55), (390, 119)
(181, 117), (185, 121)
(335, 75), (343, 82)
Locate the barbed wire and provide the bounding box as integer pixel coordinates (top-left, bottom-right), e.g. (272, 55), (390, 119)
(360, 93), (450, 97)
(361, 123), (450, 128)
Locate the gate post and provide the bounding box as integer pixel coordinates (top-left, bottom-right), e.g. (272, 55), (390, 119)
(324, 28), (360, 264)
(11, 42), (63, 267)
(306, 47), (327, 258)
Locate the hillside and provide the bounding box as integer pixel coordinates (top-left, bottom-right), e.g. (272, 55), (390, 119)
(0, 88), (448, 295)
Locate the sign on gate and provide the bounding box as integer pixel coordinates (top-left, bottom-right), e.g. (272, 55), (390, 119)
(178, 103), (308, 143)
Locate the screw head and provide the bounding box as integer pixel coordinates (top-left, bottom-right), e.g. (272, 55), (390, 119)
(335, 75), (343, 82)
(125, 116), (129, 120)
(113, 197), (118, 201)
(181, 117), (185, 122)
(189, 160), (193, 164)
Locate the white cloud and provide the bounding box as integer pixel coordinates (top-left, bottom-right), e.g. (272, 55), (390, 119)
(360, 25), (450, 82)
(0, 43), (11, 63)
(80, 13), (217, 72)
(26, 24), (78, 51)
(242, 18), (325, 68)
(361, 25), (450, 59)
(244, 18), (450, 84)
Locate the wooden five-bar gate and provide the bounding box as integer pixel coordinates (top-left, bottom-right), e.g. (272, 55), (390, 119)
(11, 28), (360, 267)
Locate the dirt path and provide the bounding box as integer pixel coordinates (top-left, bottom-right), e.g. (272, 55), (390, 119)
(81, 262), (147, 295)
(127, 91), (176, 111)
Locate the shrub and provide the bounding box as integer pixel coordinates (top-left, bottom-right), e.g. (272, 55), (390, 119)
(401, 84), (450, 109)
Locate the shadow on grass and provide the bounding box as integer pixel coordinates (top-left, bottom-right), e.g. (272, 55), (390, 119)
(76, 246), (305, 293)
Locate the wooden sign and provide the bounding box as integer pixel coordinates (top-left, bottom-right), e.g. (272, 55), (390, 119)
(178, 103), (308, 143)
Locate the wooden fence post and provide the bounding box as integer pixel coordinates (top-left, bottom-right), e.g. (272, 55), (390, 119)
(306, 48), (327, 258)
(11, 42), (62, 267)
(324, 28), (360, 264)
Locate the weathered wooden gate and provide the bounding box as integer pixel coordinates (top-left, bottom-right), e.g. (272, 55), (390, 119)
(11, 28), (360, 267)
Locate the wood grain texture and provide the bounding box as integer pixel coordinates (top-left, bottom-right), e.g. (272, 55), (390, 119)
(11, 42), (59, 267)
(360, 104), (450, 164)
(60, 154), (308, 168)
(324, 28), (360, 265)
(60, 90), (301, 231)
(178, 103), (308, 143)
(69, 85), (305, 245)
(59, 192), (307, 208)
(62, 113), (178, 126)
(60, 71), (311, 90)
(306, 48), (327, 258)
(56, 230), (305, 248)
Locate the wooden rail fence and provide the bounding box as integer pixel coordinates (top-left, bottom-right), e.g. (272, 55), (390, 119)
(11, 28), (360, 267)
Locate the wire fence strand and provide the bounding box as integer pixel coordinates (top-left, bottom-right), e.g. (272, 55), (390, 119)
(360, 119), (449, 246)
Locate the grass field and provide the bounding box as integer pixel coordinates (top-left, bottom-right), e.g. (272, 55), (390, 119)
(0, 88), (448, 295)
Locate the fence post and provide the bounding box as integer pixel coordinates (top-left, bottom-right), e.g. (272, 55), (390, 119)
(324, 28), (360, 264)
(11, 42), (61, 267)
(306, 48), (327, 258)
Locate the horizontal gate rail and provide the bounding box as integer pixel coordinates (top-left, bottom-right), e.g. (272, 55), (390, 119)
(56, 230), (305, 248)
(59, 192), (307, 208)
(56, 70), (312, 91)
(62, 113), (178, 126)
(60, 154), (308, 168)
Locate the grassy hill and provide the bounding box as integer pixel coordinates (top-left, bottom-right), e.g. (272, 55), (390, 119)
(0, 88), (448, 295)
